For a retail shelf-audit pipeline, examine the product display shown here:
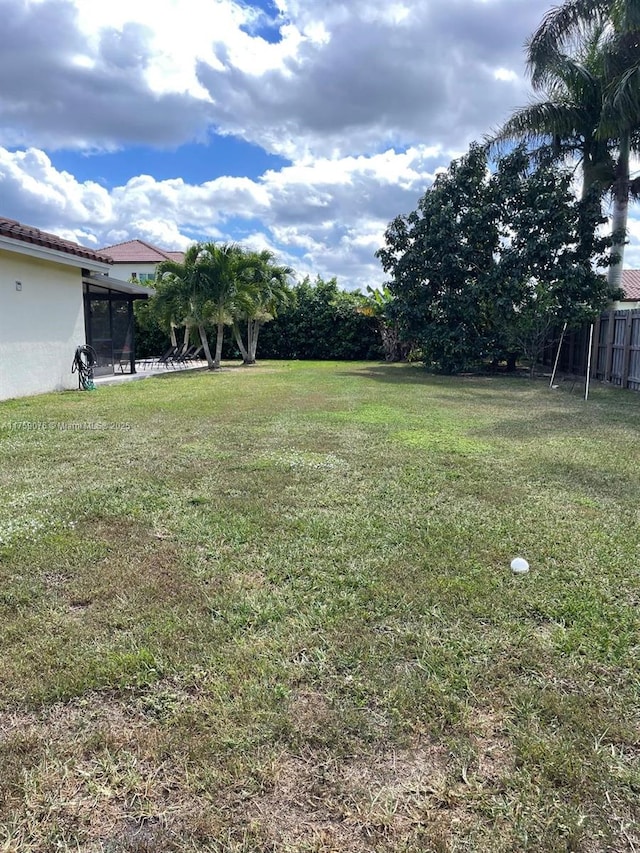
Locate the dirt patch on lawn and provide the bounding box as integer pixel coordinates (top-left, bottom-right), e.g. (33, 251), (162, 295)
(246, 741), (451, 851)
(57, 519), (199, 612)
(0, 688), (210, 852)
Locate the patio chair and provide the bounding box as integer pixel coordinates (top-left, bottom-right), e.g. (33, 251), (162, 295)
(158, 345), (182, 368)
(138, 345), (180, 369)
(176, 344), (204, 364)
(173, 344), (198, 364)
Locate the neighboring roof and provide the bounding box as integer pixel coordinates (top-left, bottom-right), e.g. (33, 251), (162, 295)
(621, 270), (640, 300)
(0, 217), (113, 264)
(100, 239), (184, 264)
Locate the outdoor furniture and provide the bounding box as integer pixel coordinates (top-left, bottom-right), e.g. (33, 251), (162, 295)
(173, 344), (197, 364)
(175, 344), (204, 364)
(136, 344), (205, 371)
(137, 345), (179, 369)
(157, 345), (181, 368)
(116, 347), (135, 373)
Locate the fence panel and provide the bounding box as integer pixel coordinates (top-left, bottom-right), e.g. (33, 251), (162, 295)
(543, 310), (640, 393)
(629, 317), (640, 391)
(610, 316), (627, 386)
(596, 317), (609, 379)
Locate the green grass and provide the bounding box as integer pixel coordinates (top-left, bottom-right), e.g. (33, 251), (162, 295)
(1, 361), (639, 851)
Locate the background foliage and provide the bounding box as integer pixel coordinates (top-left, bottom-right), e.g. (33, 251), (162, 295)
(377, 144), (617, 373)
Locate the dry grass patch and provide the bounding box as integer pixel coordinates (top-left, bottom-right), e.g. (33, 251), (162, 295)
(0, 691), (214, 852)
(247, 741), (451, 851)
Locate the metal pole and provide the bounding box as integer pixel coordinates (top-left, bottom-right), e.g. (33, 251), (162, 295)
(585, 323), (594, 401)
(550, 321), (568, 388)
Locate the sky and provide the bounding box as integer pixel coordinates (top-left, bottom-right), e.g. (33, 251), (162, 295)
(1, 0), (639, 290)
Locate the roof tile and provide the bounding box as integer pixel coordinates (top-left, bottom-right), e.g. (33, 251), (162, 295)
(621, 269), (640, 300)
(100, 239), (184, 264)
(0, 218), (112, 264)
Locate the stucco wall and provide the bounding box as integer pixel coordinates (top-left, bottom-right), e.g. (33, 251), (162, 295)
(0, 249), (85, 400)
(611, 300), (640, 311)
(109, 262), (158, 282)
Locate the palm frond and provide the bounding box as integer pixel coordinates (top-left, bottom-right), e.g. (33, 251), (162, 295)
(527, 0), (609, 87)
(490, 101), (588, 150)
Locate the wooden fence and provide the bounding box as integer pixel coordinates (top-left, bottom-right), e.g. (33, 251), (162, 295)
(541, 309), (640, 392)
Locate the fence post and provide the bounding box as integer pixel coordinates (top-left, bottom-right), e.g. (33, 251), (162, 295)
(591, 316), (601, 378)
(585, 324), (594, 401)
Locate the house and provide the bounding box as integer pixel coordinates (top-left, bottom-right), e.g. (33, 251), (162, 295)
(616, 269), (640, 309)
(0, 218), (153, 401)
(99, 239), (184, 284)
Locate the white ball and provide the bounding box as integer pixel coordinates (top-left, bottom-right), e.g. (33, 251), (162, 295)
(511, 557), (530, 574)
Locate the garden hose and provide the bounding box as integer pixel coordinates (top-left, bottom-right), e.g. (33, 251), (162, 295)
(72, 345), (97, 390)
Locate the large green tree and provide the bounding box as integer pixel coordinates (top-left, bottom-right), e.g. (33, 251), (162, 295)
(492, 148), (615, 374)
(376, 145), (616, 374)
(377, 144), (501, 373)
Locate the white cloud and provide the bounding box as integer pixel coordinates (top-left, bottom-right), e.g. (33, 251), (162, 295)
(0, 0), (550, 157)
(493, 67), (518, 82)
(1, 0), (638, 291)
(0, 144), (441, 289)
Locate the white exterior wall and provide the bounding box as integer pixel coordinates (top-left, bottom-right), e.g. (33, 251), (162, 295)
(611, 300), (640, 310)
(109, 262), (158, 282)
(0, 250), (85, 400)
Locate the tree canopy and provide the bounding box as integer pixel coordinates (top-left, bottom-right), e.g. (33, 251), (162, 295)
(491, 0), (640, 290)
(151, 242), (294, 368)
(376, 144), (617, 374)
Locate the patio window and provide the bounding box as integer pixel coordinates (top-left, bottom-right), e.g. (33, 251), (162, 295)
(83, 283), (138, 375)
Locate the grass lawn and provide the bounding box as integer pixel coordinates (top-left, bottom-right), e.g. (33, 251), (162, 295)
(1, 361), (639, 852)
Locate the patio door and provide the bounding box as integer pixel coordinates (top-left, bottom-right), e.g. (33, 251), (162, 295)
(87, 295), (114, 375)
(84, 285), (136, 375)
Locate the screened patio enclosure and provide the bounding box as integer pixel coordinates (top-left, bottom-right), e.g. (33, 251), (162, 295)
(83, 274), (154, 375)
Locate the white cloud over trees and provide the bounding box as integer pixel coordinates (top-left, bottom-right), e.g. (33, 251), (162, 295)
(1, 0), (638, 288)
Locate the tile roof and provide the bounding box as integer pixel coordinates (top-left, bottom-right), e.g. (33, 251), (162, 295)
(0, 218), (113, 264)
(100, 239), (184, 264)
(621, 269), (640, 300)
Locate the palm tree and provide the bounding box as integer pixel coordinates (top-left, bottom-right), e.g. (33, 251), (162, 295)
(231, 250), (293, 364)
(525, 0), (640, 289)
(489, 40), (615, 200)
(358, 285), (408, 361)
(154, 244), (217, 368)
(198, 242), (257, 369)
(147, 274), (187, 350)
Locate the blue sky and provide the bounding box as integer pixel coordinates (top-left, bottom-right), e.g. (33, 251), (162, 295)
(1, 0), (638, 289)
(48, 140), (289, 188)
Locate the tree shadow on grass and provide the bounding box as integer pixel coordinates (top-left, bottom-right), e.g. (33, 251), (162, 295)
(336, 364), (548, 394)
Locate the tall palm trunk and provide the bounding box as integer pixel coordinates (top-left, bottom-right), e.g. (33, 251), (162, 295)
(248, 320), (261, 363)
(214, 321), (224, 369)
(198, 324), (214, 369)
(232, 321), (250, 363)
(608, 131), (630, 293)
